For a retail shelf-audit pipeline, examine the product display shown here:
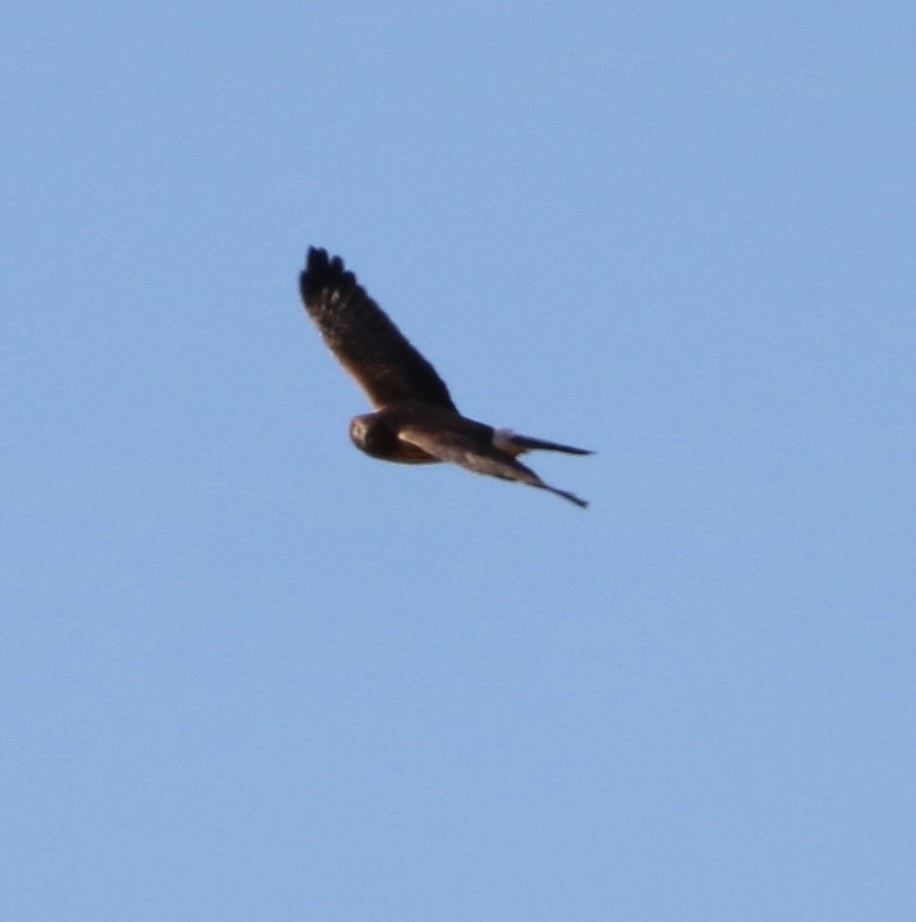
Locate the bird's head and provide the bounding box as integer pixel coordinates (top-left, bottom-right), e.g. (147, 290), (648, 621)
(349, 413), (398, 459)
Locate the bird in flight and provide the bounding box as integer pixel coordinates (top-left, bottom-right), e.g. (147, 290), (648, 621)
(299, 247), (592, 507)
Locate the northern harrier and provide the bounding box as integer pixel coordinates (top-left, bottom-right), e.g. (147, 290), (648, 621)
(299, 247), (592, 508)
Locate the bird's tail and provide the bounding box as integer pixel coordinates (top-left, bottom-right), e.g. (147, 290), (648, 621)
(493, 428), (593, 457)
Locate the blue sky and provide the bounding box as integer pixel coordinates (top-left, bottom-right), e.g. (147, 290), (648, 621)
(3, 2), (915, 919)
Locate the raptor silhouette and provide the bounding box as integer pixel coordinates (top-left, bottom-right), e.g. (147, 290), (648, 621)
(299, 247), (592, 507)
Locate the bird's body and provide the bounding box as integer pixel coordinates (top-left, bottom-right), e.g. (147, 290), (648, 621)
(299, 247), (592, 507)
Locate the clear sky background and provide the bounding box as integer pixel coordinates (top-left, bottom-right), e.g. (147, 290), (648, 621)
(3, 2), (914, 920)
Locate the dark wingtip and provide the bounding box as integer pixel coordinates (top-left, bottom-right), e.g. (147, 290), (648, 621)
(545, 484), (589, 508)
(300, 247), (350, 303)
(304, 246), (328, 275)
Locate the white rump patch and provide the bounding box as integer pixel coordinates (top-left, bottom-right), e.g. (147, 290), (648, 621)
(492, 427), (516, 451)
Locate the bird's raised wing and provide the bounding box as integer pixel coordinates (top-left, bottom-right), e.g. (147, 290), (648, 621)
(299, 248), (456, 411)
